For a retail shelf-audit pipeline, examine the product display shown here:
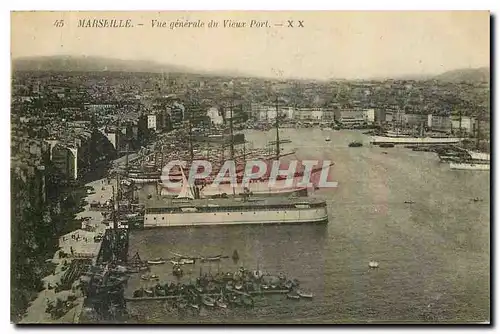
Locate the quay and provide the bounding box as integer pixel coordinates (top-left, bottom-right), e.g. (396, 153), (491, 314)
(370, 136), (462, 145)
(20, 178), (115, 323)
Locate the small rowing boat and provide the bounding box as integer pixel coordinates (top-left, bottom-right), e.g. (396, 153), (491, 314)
(148, 258), (166, 265)
(202, 295), (216, 307)
(297, 290), (313, 298)
(216, 298), (228, 309)
(287, 293), (300, 300)
(201, 255), (222, 262)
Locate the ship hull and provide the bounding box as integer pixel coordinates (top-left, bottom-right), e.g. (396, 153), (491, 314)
(129, 178), (160, 184)
(144, 207), (328, 228)
(371, 136), (462, 145)
(449, 163), (490, 171)
(159, 180), (309, 197)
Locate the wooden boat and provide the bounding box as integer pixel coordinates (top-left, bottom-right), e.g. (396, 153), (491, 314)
(216, 297), (228, 309)
(133, 289), (144, 298)
(173, 265), (183, 277)
(148, 258), (166, 265)
(404, 200), (415, 204)
(241, 295), (254, 308)
(150, 274), (159, 280)
(177, 299), (188, 310)
(325, 137), (331, 142)
(369, 261), (379, 269)
(229, 295), (243, 307)
(201, 255), (223, 262)
(170, 258), (195, 265)
(348, 141), (363, 147)
(297, 290), (313, 298)
(164, 300), (175, 312)
(287, 293), (300, 300)
(202, 295), (216, 307)
(379, 143), (395, 148)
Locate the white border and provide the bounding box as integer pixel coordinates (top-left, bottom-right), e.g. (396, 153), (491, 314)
(2, 1), (497, 334)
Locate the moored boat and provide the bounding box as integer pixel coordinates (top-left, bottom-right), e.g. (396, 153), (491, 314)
(143, 197), (329, 228)
(216, 297), (228, 309)
(241, 295), (254, 308)
(202, 295), (216, 307)
(349, 141), (363, 147)
(449, 162), (490, 171)
(287, 293), (300, 300)
(148, 258), (166, 265)
(297, 290), (313, 299)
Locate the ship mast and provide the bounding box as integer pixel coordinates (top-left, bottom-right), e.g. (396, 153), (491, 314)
(476, 107), (481, 150)
(229, 87), (236, 196)
(188, 113), (194, 163)
(229, 95), (235, 162)
(275, 95), (280, 161)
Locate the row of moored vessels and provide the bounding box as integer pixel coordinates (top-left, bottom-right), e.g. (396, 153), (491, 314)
(131, 267), (314, 310)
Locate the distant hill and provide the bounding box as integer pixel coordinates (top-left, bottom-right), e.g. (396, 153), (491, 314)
(11, 55), (254, 78)
(434, 67), (490, 83)
(12, 55), (198, 74)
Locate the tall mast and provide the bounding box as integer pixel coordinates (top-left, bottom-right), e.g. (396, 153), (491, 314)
(230, 94), (236, 196)
(188, 114), (194, 162)
(476, 110), (481, 150)
(229, 96), (235, 161)
(275, 96), (280, 160)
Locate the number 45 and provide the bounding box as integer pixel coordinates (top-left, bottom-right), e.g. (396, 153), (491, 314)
(54, 20), (64, 28)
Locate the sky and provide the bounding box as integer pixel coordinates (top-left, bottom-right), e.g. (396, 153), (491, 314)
(11, 11), (490, 79)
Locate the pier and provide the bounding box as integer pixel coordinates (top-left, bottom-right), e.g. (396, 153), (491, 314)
(370, 136), (462, 145)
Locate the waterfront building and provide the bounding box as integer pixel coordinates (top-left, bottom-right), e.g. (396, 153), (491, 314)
(207, 107), (224, 125)
(364, 109), (375, 124)
(402, 113), (427, 127)
(334, 109), (366, 126)
(451, 115), (477, 134)
(147, 114), (158, 131)
(51, 144), (79, 180)
(428, 114), (452, 132)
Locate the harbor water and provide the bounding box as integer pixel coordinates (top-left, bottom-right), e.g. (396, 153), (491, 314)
(126, 129), (490, 324)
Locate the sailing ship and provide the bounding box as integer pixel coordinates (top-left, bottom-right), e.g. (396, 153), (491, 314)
(143, 168), (329, 228)
(158, 97), (332, 198)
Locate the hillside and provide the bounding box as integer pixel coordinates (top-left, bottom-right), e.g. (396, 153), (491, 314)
(12, 55), (196, 74)
(435, 67), (490, 83)
(11, 55), (256, 79)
